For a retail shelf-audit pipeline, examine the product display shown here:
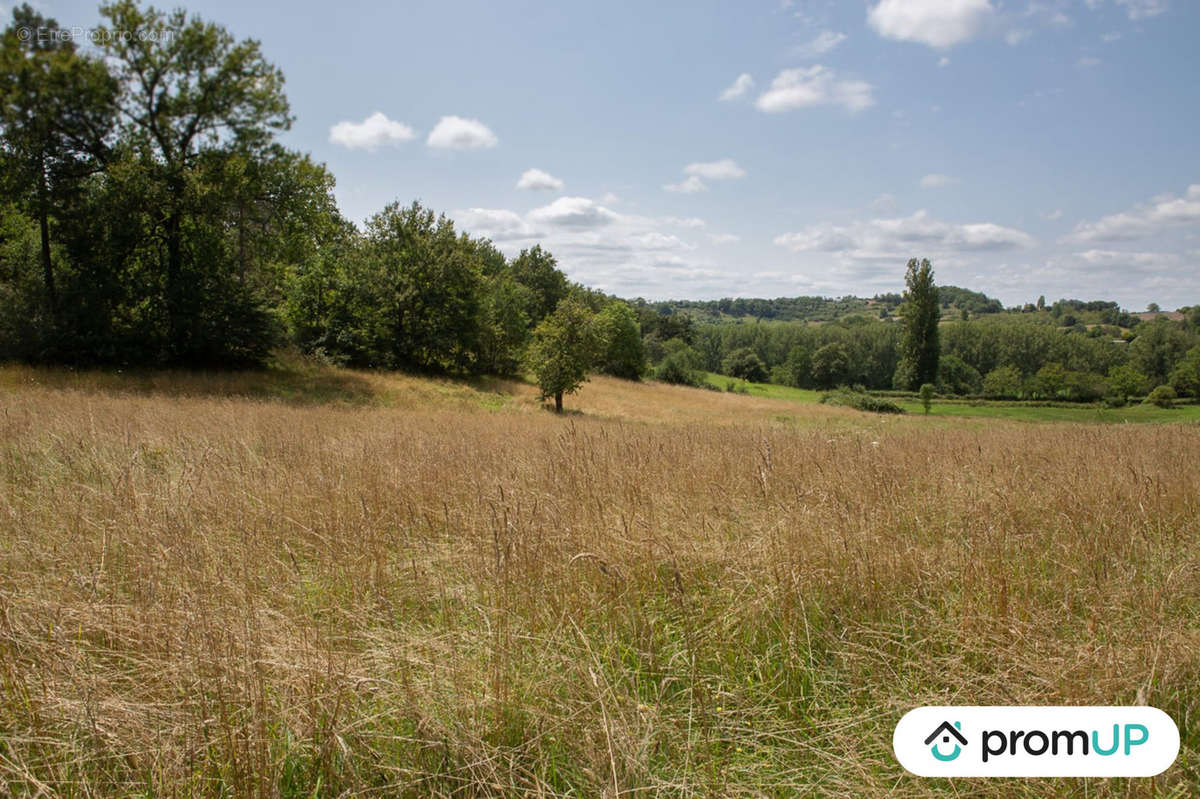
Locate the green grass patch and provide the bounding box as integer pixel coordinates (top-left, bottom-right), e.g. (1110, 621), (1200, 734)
(700, 371), (1200, 424)
(702, 372), (823, 403)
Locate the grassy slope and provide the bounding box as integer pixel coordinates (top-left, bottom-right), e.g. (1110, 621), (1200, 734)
(0, 362), (1197, 797)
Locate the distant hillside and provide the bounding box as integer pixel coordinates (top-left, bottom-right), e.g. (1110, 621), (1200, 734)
(636, 285), (1005, 324)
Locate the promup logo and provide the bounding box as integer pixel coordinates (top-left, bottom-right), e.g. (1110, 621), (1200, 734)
(924, 721), (967, 761)
(894, 706), (1179, 777)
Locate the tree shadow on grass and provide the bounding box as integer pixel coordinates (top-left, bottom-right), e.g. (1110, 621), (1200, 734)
(0, 353), (532, 409)
(0, 362), (377, 405)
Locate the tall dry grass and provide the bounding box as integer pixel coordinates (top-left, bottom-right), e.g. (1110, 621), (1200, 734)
(0, 369), (1196, 796)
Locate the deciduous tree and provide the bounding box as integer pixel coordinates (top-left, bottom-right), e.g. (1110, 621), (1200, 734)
(98, 0), (291, 358)
(1107, 364), (1146, 402)
(594, 302), (645, 380)
(0, 4), (116, 309)
(527, 299), (598, 412)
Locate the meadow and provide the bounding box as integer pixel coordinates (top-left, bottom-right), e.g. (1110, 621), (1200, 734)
(0, 363), (1197, 797)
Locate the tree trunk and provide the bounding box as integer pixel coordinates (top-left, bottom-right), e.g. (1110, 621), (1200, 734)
(38, 207), (56, 309)
(554, 392), (563, 413)
(37, 156), (56, 309)
(165, 208), (184, 355)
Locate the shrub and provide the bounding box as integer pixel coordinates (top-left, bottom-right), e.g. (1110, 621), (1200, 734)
(937, 354), (982, 395)
(1064, 370), (1107, 402)
(1107, 364), (1147, 401)
(1169, 346), (1200, 398)
(983, 365), (1022, 399)
(722, 347), (768, 383)
(1145, 385), (1177, 408)
(919, 383), (935, 415)
(820, 389), (905, 414)
(656, 349), (706, 387)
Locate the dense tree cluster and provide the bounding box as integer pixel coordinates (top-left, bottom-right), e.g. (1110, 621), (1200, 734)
(650, 304), (1200, 402)
(0, 2), (643, 404)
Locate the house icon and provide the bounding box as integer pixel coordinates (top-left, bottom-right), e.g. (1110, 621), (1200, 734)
(924, 721), (967, 761)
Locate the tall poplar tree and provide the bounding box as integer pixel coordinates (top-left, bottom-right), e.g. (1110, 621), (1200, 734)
(899, 258), (940, 390)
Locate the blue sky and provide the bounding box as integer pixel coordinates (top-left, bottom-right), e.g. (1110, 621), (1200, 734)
(35, 0), (1200, 308)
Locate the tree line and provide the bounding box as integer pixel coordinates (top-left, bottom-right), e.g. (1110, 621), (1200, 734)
(640, 265), (1200, 402)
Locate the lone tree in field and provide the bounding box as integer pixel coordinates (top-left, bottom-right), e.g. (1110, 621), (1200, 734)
(527, 299), (598, 412)
(898, 258), (940, 390)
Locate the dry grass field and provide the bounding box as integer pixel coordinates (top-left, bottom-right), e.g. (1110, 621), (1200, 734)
(0, 363), (1197, 797)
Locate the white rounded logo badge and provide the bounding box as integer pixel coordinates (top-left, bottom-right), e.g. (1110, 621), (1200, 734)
(894, 706), (1179, 777)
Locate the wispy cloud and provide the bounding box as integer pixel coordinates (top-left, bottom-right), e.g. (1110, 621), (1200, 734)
(664, 175), (707, 194)
(775, 210), (1036, 257)
(755, 66), (875, 112)
(664, 159), (746, 193)
(1115, 0), (1169, 20)
(719, 73), (755, 101)
(684, 159), (746, 180)
(791, 30), (847, 59)
(662, 216), (707, 228)
(920, 173), (959, 189)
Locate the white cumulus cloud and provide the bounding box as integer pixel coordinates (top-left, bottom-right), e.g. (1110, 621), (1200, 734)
(329, 112), (416, 151)
(452, 208), (540, 242)
(867, 0), (996, 49)
(528, 196), (619, 228)
(1065, 184), (1200, 243)
(426, 116), (498, 150)
(755, 66), (875, 112)
(516, 168), (564, 191)
(720, 73), (755, 101)
(452, 200), (717, 298)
